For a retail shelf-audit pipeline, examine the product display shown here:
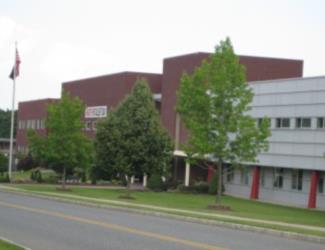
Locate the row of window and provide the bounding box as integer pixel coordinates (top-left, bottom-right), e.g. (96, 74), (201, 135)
(18, 120), (98, 131)
(17, 145), (28, 154)
(226, 167), (324, 194)
(268, 117), (325, 129)
(18, 120), (46, 130)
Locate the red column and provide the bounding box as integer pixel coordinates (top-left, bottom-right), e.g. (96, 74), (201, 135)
(308, 170), (319, 209)
(207, 165), (215, 183)
(250, 166), (260, 200)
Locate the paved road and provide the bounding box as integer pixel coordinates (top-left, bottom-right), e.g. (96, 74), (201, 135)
(0, 191), (323, 250)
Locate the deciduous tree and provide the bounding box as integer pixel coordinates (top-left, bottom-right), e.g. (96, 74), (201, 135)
(177, 38), (270, 205)
(28, 92), (93, 188)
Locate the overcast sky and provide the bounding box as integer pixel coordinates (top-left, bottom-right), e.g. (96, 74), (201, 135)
(0, 0), (324, 109)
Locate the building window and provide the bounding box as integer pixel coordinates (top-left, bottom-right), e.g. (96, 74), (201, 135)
(26, 120), (30, 129)
(92, 121), (97, 131)
(319, 175), (324, 194)
(226, 166), (234, 183)
(317, 118), (325, 128)
(291, 169), (303, 191)
(260, 168), (265, 187)
(240, 169), (249, 185)
(296, 118), (311, 129)
(273, 168), (284, 189)
(256, 118), (263, 127)
(40, 119), (45, 129)
(276, 118), (290, 128)
(85, 121), (92, 130)
(31, 120), (36, 129)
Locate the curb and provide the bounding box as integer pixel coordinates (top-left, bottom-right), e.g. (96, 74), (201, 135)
(0, 236), (32, 250)
(1, 188), (325, 245)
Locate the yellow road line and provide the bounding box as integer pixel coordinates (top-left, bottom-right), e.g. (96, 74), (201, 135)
(0, 200), (229, 250)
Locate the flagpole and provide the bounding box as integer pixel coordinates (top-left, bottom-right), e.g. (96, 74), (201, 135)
(8, 42), (17, 181)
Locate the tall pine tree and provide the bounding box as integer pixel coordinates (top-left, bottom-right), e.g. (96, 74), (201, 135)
(94, 79), (173, 193)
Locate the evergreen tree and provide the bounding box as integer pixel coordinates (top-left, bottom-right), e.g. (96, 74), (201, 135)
(0, 152), (8, 175)
(177, 38), (270, 205)
(95, 79), (173, 194)
(0, 109), (17, 138)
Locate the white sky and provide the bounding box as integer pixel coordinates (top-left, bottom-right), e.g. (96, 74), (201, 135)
(0, 0), (324, 109)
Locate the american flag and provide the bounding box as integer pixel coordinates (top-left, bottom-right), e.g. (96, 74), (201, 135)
(9, 48), (21, 80)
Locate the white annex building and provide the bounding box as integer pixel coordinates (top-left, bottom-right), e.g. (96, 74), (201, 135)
(224, 76), (325, 209)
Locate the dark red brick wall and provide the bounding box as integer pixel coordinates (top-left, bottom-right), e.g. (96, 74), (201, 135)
(16, 53), (303, 150)
(62, 72), (163, 138)
(161, 52), (303, 145)
(16, 98), (59, 147)
(62, 72), (162, 107)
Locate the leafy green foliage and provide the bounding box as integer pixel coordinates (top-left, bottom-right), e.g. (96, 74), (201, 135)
(147, 174), (165, 191)
(28, 92), (93, 187)
(208, 173), (225, 194)
(176, 38), (270, 203)
(178, 181), (209, 193)
(0, 173), (9, 183)
(0, 109), (17, 138)
(30, 169), (42, 183)
(16, 155), (38, 171)
(0, 152), (8, 174)
(94, 79), (173, 185)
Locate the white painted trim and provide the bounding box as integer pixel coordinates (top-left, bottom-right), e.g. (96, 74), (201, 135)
(185, 162), (190, 187)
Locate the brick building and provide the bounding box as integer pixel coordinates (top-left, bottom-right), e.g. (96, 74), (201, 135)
(17, 52), (325, 209)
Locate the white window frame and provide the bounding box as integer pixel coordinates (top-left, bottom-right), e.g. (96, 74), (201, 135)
(319, 174), (324, 194)
(296, 117), (311, 129)
(240, 169), (249, 185)
(317, 117), (325, 129)
(276, 118), (290, 128)
(291, 169), (303, 191)
(273, 168), (284, 189)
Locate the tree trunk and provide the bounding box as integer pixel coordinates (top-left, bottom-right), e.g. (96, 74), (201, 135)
(216, 159), (223, 205)
(62, 166), (66, 190)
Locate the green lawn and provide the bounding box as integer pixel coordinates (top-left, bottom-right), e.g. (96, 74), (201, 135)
(0, 239), (24, 250)
(11, 184), (325, 228)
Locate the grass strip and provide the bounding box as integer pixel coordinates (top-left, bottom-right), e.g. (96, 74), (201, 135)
(0, 239), (24, 250)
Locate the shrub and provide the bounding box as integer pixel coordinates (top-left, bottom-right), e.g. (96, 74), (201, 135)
(177, 184), (195, 192)
(194, 181), (209, 193)
(41, 169), (59, 184)
(17, 155), (38, 171)
(30, 169), (42, 183)
(0, 173), (9, 183)
(177, 182), (209, 193)
(147, 174), (165, 191)
(0, 153), (8, 174)
(164, 179), (182, 190)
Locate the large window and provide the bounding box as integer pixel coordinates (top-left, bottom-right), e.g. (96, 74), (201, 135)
(273, 168), (284, 189)
(85, 121), (92, 131)
(260, 168), (265, 187)
(291, 169), (303, 191)
(317, 118), (325, 129)
(276, 118), (290, 128)
(319, 174), (324, 194)
(296, 118), (311, 129)
(226, 165), (234, 183)
(240, 169), (249, 185)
